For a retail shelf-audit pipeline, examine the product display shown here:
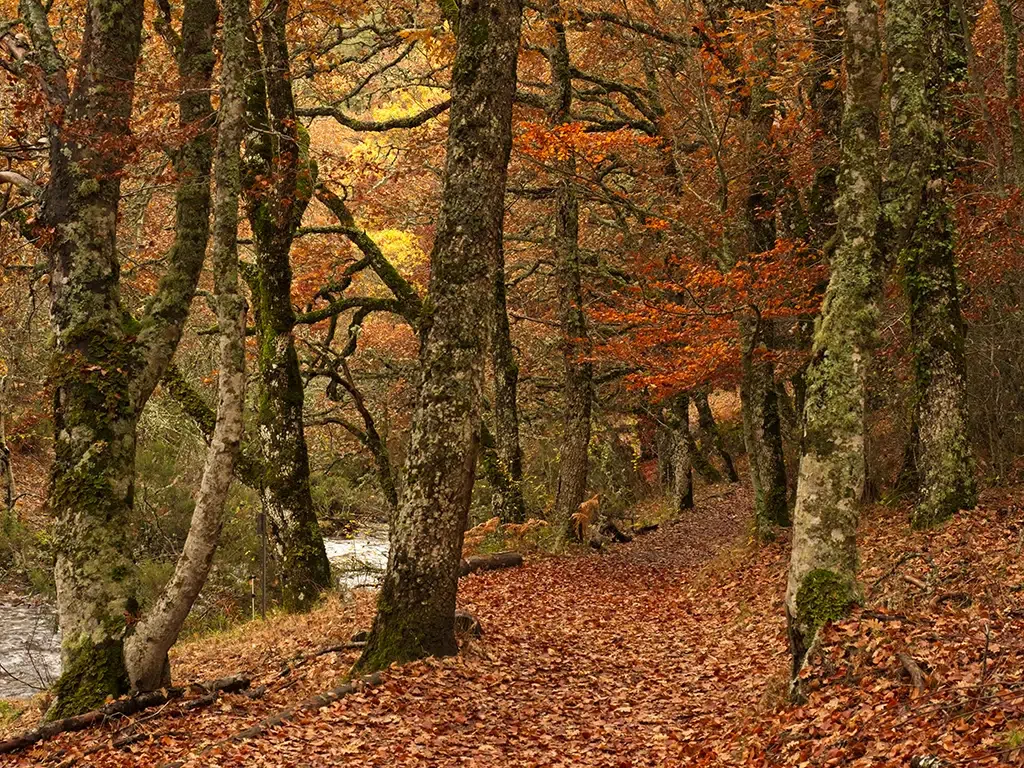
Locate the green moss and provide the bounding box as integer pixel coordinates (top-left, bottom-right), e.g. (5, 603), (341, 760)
(796, 568), (855, 634)
(48, 636), (129, 720)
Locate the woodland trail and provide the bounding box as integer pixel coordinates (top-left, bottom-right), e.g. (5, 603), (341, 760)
(192, 484), (791, 767)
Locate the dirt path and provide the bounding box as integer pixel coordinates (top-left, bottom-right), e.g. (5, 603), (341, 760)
(191, 485), (790, 767)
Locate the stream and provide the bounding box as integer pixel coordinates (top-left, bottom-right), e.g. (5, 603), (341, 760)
(0, 528), (389, 700)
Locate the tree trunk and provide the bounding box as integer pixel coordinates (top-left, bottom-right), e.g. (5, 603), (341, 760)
(353, 0), (522, 674)
(886, 0), (977, 528)
(244, 4), (331, 610)
(669, 395), (694, 513)
(695, 390), (739, 482)
(490, 240), (526, 523)
(124, 0), (248, 691)
(741, 321), (790, 539)
(36, 0), (146, 718)
(786, 0), (882, 677)
(998, 0), (1024, 188)
(25, 0), (219, 713)
(548, 4), (593, 537)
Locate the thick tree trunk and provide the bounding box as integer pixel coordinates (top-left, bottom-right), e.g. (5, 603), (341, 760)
(353, 0), (522, 674)
(741, 321), (790, 539)
(886, 0), (976, 528)
(548, 6), (593, 537)
(998, 0), (1024, 188)
(26, 0), (219, 714)
(244, 5), (331, 610)
(786, 0), (882, 677)
(124, 0), (249, 691)
(35, 0), (146, 719)
(490, 241), (526, 523)
(695, 390), (739, 482)
(668, 395), (694, 513)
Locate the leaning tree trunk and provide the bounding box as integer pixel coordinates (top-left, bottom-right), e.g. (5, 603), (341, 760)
(490, 235), (526, 523)
(244, 4), (331, 610)
(998, 0), (1024, 188)
(548, 5), (593, 538)
(786, 0), (882, 678)
(668, 395), (694, 513)
(353, 0), (522, 674)
(124, 0), (248, 691)
(886, 0), (976, 528)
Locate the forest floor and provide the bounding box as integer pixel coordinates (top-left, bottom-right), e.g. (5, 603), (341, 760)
(3, 483), (1023, 767)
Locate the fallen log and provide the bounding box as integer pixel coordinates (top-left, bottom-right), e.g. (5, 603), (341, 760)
(0, 674), (250, 754)
(459, 551), (523, 577)
(158, 673), (382, 768)
(634, 523), (659, 536)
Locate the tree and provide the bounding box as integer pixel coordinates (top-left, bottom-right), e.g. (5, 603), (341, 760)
(242, 1), (331, 610)
(997, 0), (1024, 188)
(122, 0), (249, 691)
(354, 0), (523, 673)
(17, 0), (217, 715)
(786, 0), (883, 677)
(667, 394), (694, 513)
(886, 0), (977, 528)
(489, 237), (527, 523)
(548, 2), (594, 538)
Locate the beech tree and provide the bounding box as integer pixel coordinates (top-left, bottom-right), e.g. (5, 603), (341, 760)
(242, 1), (332, 609)
(547, 2), (594, 537)
(354, 0), (523, 672)
(15, 0), (218, 715)
(786, 0), (882, 675)
(886, 0), (976, 528)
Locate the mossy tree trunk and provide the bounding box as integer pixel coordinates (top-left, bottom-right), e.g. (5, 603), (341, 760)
(20, 0), (217, 716)
(886, 0), (977, 528)
(490, 234), (526, 523)
(725, 0), (790, 540)
(786, 0), (882, 677)
(243, 3), (331, 610)
(353, 0), (522, 674)
(548, 4), (593, 538)
(124, 0), (249, 691)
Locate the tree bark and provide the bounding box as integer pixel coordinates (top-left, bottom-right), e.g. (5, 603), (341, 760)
(243, 4), (331, 610)
(353, 0), (522, 674)
(786, 0), (882, 677)
(886, 0), (977, 528)
(124, 0), (249, 691)
(490, 236), (526, 523)
(548, 3), (593, 538)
